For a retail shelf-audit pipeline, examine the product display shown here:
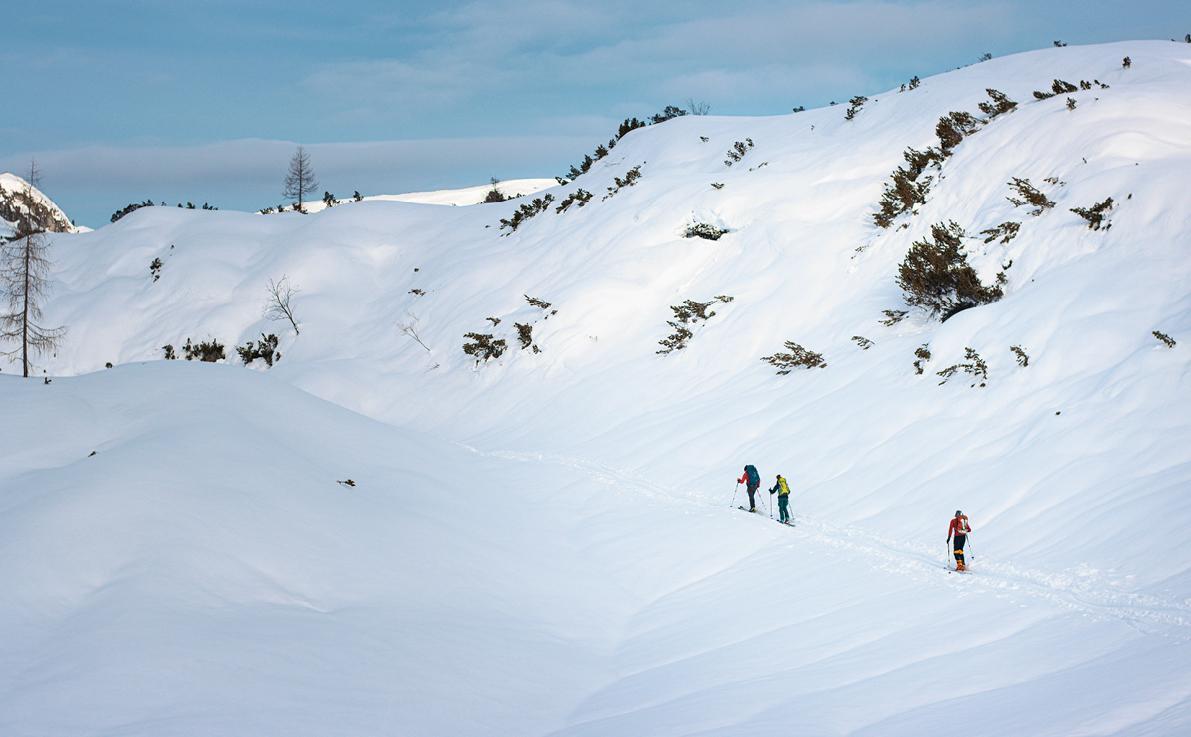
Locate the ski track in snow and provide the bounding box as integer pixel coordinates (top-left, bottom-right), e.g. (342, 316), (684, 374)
(466, 444), (1191, 642)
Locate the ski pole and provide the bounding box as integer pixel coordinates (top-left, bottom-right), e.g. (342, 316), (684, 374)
(967, 534), (976, 561)
(730, 482), (740, 508)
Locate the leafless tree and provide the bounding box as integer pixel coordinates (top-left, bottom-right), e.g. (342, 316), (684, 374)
(1, 161), (66, 377)
(398, 312), (431, 353)
(282, 146), (319, 211)
(686, 98), (711, 115)
(265, 276), (300, 334)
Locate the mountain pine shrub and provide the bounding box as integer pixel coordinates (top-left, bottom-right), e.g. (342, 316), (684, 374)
(937, 347), (988, 387)
(980, 221), (1020, 244)
(1007, 178), (1055, 215)
(977, 88), (1017, 118)
(463, 333), (507, 364)
(936, 112), (979, 154)
(236, 333), (281, 367)
(515, 322), (541, 353)
(1153, 331), (1176, 348)
(1070, 197), (1114, 230)
(603, 165), (642, 200)
(913, 343), (931, 374)
(1011, 345), (1029, 367)
(498, 195), (555, 232)
(761, 341), (827, 374)
(657, 297), (733, 355)
(555, 189), (592, 213)
(684, 222), (729, 240)
(844, 96), (868, 121)
(896, 221), (1003, 320)
(182, 338), (225, 362)
(724, 139), (754, 166)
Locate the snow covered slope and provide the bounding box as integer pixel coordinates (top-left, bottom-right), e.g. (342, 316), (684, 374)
(4, 364), (1190, 737)
(6, 40), (1191, 735)
(297, 177), (557, 213)
(0, 171), (76, 236)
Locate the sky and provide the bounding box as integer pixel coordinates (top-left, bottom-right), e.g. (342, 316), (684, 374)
(3, 0), (1187, 226)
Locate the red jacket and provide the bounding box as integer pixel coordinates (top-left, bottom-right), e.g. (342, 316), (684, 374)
(948, 516), (971, 539)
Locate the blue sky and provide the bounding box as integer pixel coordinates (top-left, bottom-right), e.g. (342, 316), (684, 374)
(3, 0), (1187, 225)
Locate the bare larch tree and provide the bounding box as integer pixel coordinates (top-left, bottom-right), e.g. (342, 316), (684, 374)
(1, 161), (66, 377)
(282, 146), (319, 211)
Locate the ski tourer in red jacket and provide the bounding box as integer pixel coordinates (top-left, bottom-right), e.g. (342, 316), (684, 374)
(947, 511), (971, 570)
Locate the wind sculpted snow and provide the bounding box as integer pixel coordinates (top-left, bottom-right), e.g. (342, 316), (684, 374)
(4, 40), (1191, 736)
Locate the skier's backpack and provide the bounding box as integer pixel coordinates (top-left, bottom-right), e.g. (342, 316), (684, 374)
(744, 464), (760, 486)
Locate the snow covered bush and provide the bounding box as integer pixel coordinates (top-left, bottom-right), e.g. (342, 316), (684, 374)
(650, 105), (687, 124)
(483, 179), (507, 203)
(1007, 178), (1055, 215)
(684, 222), (728, 240)
(149, 257), (163, 282)
(603, 166), (642, 200)
(1153, 331), (1176, 348)
(1066, 97), (1078, 111)
(852, 336), (874, 350)
(873, 147), (942, 228)
(499, 195), (555, 233)
(978, 88), (1017, 118)
(724, 139), (754, 166)
(555, 189), (592, 213)
(111, 200), (155, 223)
(913, 344), (931, 374)
(881, 309), (908, 326)
(236, 333), (281, 367)
(761, 341), (827, 374)
(844, 96), (868, 121)
(462, 333), (507, 364)
(896, 221), (1003, 320)
(525, 295), (552, 311)
(980, 221), (1021, 244)
(937, 347), (989, 387)
(182, 338), (225, 362)
(1070, 197), (1114, 230)
(657, 297), (733, 355)
(1033, 78), (1078, 100)
(162, 344), (177, 360)
(515, 323), (540, 353)
(617, 117), (647, 139)
(1011, 345), (1030, 366)
(936, 112), (980, 154)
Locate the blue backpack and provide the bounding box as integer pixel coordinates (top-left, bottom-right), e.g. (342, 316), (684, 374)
(745, 465), (760, 486)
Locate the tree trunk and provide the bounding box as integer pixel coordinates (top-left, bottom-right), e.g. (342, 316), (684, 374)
(22, 237), (30, 377)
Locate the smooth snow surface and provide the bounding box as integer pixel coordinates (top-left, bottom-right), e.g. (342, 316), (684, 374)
(297, 177), (558, 213)
(5, 41), (1191, 736)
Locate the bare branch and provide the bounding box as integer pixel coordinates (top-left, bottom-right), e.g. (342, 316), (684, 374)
(398, 312), (431, 353)
(264, 276), (301, 335)
(1, 229), (66, 377)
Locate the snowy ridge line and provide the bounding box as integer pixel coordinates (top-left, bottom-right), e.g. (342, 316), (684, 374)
(466, 445), (1191, 641)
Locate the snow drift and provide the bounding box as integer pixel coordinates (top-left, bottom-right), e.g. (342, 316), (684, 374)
(4, 40), (1191, 736)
